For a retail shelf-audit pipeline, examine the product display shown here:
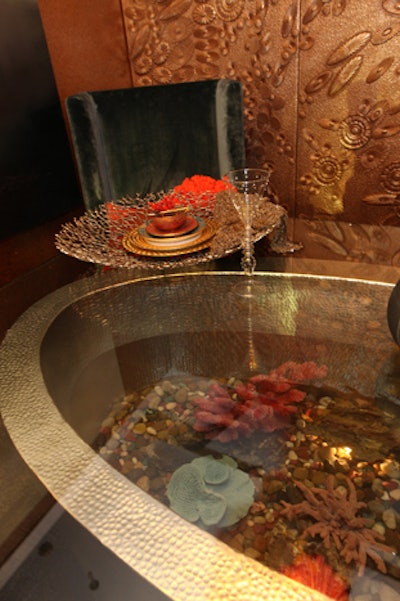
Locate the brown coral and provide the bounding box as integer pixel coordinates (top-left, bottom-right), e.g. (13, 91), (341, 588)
(281, 475), (393, 575)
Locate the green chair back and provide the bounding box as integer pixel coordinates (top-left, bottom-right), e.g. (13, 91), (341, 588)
(66, 79), (245, 211)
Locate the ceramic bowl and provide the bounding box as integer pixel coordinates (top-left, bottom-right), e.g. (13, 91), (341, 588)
(150, 208), (189, 232)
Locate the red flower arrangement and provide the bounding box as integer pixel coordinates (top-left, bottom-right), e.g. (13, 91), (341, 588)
(192, 361), (328, 443)
(149, 174), (235, 213)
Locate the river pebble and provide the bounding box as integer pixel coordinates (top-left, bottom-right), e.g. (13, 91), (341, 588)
(390, 487), (400, 501)
(136, 475), (150, 492)
(174, 387), (188, 403)
(145, 391), (162, 409)
(382, 508), (397, 530)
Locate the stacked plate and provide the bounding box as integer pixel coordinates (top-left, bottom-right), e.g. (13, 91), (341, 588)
(123, 214), (216, 257)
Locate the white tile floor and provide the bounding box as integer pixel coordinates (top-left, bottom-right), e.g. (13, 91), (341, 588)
(0, 504), (170, 601)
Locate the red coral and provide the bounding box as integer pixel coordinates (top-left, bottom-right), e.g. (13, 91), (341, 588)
(250, 361), (328, 391)
(176, 175), (234, 195)
(246, 361), (328, 416)
(191, 361), (327, 443)
(282, 554), (349, 601)
(149, 175), (234, 213)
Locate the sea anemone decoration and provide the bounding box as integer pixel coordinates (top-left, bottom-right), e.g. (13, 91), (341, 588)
(282, 553), (349, 601)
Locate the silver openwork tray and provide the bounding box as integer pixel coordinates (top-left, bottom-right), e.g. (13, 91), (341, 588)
(55, 193), (296, 270)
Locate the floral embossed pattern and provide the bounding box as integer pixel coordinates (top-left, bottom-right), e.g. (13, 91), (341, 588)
(120, 0), (400, 262)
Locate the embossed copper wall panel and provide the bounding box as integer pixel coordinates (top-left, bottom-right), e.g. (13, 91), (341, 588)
(38, 0), (400, 261)
(296, 0), (400, 228)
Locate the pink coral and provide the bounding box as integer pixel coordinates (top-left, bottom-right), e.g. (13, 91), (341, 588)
(192, 362), (327, 443)
(282, 553), (349, 601)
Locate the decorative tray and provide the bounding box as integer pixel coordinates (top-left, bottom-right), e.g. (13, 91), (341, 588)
(55, 192), (297, 271)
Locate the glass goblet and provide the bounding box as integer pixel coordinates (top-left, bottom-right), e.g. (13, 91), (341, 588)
(226, 168), (271, 278)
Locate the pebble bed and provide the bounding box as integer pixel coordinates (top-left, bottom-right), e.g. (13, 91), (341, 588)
(93, 374), (400, 601)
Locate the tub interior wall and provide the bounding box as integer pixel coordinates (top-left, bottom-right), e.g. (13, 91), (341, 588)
(39, 275), (396, 445)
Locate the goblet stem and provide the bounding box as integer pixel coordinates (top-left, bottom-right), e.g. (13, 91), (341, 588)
(226, 168), (271, 278)
(242, 194), (256, 276)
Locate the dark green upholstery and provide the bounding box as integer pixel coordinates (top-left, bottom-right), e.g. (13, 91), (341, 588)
(66, 80), (245, 211)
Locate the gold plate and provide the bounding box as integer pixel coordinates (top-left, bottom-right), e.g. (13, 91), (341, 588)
(123, 220), (217, 257)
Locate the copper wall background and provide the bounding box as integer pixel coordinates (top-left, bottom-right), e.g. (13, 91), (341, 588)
(38, 0), (400, 264)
